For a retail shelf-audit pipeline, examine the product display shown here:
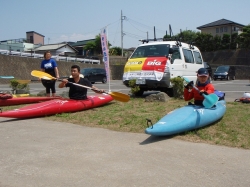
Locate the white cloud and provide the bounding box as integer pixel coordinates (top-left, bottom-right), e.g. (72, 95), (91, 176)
(50, 33), (96, 44)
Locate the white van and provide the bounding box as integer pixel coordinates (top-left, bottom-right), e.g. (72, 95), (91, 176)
(122, 40), (204, 96)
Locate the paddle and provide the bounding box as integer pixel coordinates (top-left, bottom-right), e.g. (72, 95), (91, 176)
(16, 77), (69, 84)
(0, 76), (14, 79)
(183, 77), (218, 108)
(31, 70), (130, 102)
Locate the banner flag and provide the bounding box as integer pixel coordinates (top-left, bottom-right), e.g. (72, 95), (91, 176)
(100, 27), (110, 86)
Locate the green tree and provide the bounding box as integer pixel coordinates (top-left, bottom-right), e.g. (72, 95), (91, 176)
(84, 34), (112, 55)
(109, 47), (122, 56)
(213, 35), (222, 51)
(221, 34), (230, 50)
(163, 34), (172, 40)
(195, 33), (213, 52)
(177, 30), (198, 43)
(230, 33), (238, 50)
(237, 24), (250, 49)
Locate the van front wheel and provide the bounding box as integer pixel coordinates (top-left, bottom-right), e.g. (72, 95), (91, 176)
(165, 88), (173, 97)
(134, 90), (144, 97)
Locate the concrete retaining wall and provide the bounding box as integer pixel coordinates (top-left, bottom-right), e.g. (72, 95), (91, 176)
(1, 49), (250, 84)
(0, 54), (126, 84)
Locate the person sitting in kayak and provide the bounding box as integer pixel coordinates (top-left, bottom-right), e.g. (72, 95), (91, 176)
(184, 67), (215, 106)
(58, 65), (104, 100)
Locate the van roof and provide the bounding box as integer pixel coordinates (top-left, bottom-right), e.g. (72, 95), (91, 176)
(138, 41), (200, 51)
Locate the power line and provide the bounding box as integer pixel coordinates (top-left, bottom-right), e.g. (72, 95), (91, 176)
(123, 31), (145, 39)
(125, 17), (167, 33)
(126, 19), (147, 33)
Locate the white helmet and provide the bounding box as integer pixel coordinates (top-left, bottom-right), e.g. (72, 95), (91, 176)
(243, 92), (250, 98)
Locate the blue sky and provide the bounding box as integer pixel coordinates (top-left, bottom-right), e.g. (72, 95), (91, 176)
(0, 0), (249, 48)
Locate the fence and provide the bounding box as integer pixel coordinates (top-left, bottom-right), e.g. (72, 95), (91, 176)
(0, 49), (100, 64)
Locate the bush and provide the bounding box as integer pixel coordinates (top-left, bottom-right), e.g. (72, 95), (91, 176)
(10, 79), (29, 94)
(128, 79), (140, 96)
(170, 77), (184, 99)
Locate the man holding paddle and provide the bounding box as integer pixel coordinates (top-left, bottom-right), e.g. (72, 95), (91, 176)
(58, 65), (104, 100)
(184, 68), (215, 106)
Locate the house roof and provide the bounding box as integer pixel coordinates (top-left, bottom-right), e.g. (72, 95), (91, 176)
(70, 39), (95, 47)
(34, 43), (78, 52)
(26, 31), (45, 37)
(197, 19), (245, 29)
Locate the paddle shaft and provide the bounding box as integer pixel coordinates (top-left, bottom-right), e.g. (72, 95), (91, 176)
(58, 78), (104, 93)
(192, 84), (204, 95)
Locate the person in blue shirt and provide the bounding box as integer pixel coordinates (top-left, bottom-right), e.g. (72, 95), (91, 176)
(40, 51), (59, 97)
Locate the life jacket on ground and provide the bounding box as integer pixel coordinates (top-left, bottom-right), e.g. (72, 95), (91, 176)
(214, 90), (225, 101)
(234, 92), (250, 103)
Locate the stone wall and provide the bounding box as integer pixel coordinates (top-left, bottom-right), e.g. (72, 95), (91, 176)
(202, 49), (250, 79)
(1, 49), (250, 84)
(0, 54), (126, 84)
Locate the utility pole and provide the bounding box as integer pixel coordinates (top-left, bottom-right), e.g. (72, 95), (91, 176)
(121, 10), (126, 57)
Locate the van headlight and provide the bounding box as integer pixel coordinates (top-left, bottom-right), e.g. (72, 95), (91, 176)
(164, 66), (170, 73)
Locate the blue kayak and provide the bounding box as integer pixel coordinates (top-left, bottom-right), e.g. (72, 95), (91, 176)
(145, 100), (226, 136)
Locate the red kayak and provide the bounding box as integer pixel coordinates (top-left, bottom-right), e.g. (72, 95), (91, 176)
(0, 94), (113, 118)
(0, 96), (61, 107)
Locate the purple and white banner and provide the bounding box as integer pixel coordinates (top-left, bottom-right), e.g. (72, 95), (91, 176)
(100, 27), (110, 83)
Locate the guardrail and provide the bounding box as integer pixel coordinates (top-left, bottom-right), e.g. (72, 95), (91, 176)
(0, 50), (100, 64)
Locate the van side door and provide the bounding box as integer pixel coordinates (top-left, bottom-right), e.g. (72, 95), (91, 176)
(182, 48), (203, 81)
(169, 46), (185, 78)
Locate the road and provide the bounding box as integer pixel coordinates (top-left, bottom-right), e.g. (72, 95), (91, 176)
(0, 118), (250, 187)
(1, 80), (250, 186)
(1, 79), (250, 102)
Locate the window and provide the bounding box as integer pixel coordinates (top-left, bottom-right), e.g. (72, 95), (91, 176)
(30, 36), (33, 43)
(170, 47), (181, 64)
(216, 28), (219, 33)
(224, 27), (228, 32)
(182, 49), (194, 63)
(220, 27), (223, 33)
(193, 51), (202, 64)
(130, 44), (170, 58)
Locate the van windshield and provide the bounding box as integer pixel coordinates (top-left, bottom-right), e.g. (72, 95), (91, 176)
(216, 66), (229, 72)
(130, 44), (170, 59)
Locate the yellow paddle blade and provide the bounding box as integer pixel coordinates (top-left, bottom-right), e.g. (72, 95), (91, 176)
(31, 70), (55, 80)
(12, 94), (30, 98)
(108, 92), (130, 102)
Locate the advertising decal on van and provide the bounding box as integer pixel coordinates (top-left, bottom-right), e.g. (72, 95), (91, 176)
(123, 57), (170, 81)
